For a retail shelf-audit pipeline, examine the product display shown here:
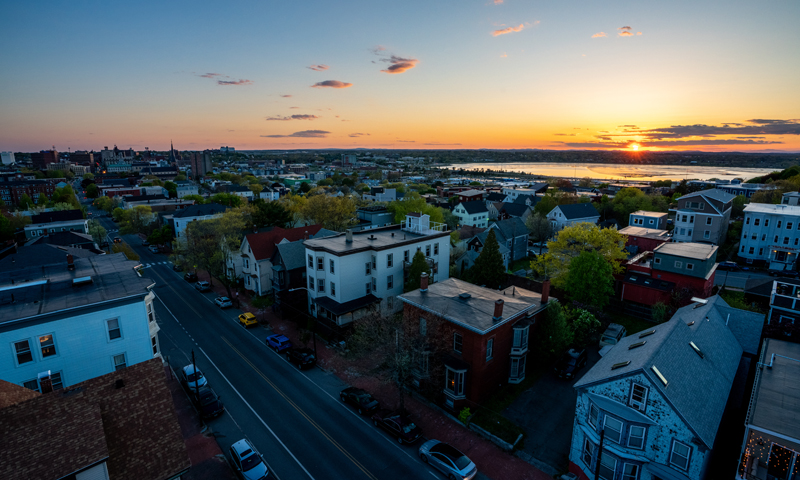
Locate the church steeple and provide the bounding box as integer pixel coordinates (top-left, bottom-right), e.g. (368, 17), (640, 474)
(168, 140), (176, 163)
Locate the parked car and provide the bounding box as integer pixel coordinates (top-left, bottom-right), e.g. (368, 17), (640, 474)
(770, 269), (800, 278)
(371, 409), (422, 444)
(191, 386), (224, 419)
(419, 439), (478, 480)
(599, 323), (627, 347)
(172, 263), (183, 272)
(554, 348), (588, 379)
(215, 296), (233, 308)
(718, 261), (749, 271)
(229, 439), (269, 480)
(195, 281), (211, 292)
(238, 312), (258, 328)
(100, 241), (109, 248)
(184, 271), (198, 282)
(286, 348), (316, 369)
(148, 245), (159, 253)
(142, 240), (150, 246)
(266, 334), (292, 352)
(340, 387), (379, 415)
(180, 364), (208, 390)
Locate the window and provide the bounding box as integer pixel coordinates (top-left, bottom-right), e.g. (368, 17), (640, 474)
(598, 453), (617, 480)
(674, 261), (683, 269)
(681, 215), (687, 222)
(107, 318), (122, 340)
(316, 257), (323, 271)
(588, 404), (599, 428)
(14, 340), (33, 365)
(39, 334), (56, 358)
(113, 353), (127, 371)
(366, 282), (371, 295)
(151, 335), (159, 355)
(604, 416), (623, 444)
(762, 234), (767, 241)
(453, 333), (463, 353)
(654, 257), (661, 265)
(765, 219), (770, 227)
(371, 255), (376, 269)
(746, 217), (751, 225)
(670, 440), (691, 470)
(486, 339), (493, 361)
(330, 282), (336, 296)
(330, 259), (335, 273)
(622, 463), (640, 480)
(419, 318), (427, 336)
(628, 425), (646, 449)
(445, 367), (465, 397)
(317, 278), (325, 292)
(509, 355), (526, 381)
(749, 247), (755, 254)
(308, 276), (313, 290)
(630, 384), (648, 410)
(688, 229), (692, 236)
(789, 223), (794, 230)
(760, 248), (764, 255)
(365, 262), (371, 275)
(426, 244), (431, 256)
(23, 379), (40, 392)
(706, 217), (712, 225)
(778, 220), (783, 228)
(387, 275), (393, 289)
(687, 263), (694, 271)
(775, 235), (779, 242)
(308, 254), (313, 268)
(785, 237), (790, 245)
(704, 230), (710, 239)
(434, 243), (439, 255)
(582, 439), (595, 467)
(387, 254), (393, 268)
(752, 233), (757, 240)
(147, 302), (155, 323)
(512, 326), (530, 350)
(244, 258), (249, 269)
(689, 216), (694, 223)
(404, 250), (409, 262)
(372, 277), (376, 292)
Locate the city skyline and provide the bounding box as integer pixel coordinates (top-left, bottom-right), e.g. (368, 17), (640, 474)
(1, 0), (799, 153)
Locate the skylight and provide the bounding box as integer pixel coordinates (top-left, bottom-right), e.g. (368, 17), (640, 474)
(689, 341), (704, 359)
(629, 341), (647, 350)
(612, 361), (631, 370)
(651, 365), (668, 386)
(639, 330), (656, 338)
(687, 321), (695, 326)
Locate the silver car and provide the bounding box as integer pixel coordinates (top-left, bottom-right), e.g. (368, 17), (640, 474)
(214, 296), (233, 308)
(181, 364), (208, 390)
(230, 439), (268, 480)
(419, 439), (477, 480)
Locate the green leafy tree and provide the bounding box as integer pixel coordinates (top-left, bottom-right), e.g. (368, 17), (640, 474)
(37, 193), (49, 206)
(405, 250), (432, 291)
(303, 195), (356, 232)
(182, 194), (207, 204)
(298, 182), (312, 194)
(147, 225), (174, 245)
(248, 183), (264, 199)
(164, 181), (178, 198)
(533, 301), (573, 360)
(118, 205), (155, 235)
(252, 199), (291, 229)
(732, 195), (748, 217)
(533, 194), (558, 216)
(532, 223), (627, 288)
(571, 309), (601, 347)
(0, 215), (13, 241)
(525, 213), (552, 255)
(465, 229), (506, 289)
(387, 192), (444, 224)
(88, 220), (107, 243)
(210, 192), (243, 208)
(83, 173), (94, 180)
(86, 183), (99, 198)
(18, 194), (34, 210)
(564, 250), (614, 309)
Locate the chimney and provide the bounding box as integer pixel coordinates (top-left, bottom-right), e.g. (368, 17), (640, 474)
(541, 279), (550, 304)
(304, 231), (309, 240)
(420, 272), (429, 292)
(493, 299), (504, 321)
(67, 254), (74, 271)
(38, 371), (53, 394)
(346, 229), (353, 243)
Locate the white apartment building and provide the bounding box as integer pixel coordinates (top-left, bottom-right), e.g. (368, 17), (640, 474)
(0, 249), (161, 393)
(168, 203), (228, 241)
(0, 151), (15, 165)
(546, 203), (600, 232)
(739, 203), (800, 271)
(453, 201), (489, 228)
(303, 213), (451, 327)
(672, 189), (734, 245)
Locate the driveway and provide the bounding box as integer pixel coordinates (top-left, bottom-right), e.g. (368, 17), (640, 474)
(503, 346), (602, 473)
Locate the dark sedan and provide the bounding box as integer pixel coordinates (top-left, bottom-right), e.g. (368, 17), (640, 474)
(340, 387), (379, 415)
(371, 409), (422, 444)
(286, 348), (316, 369)
(555, 348), (588, 379)
(184, 271), (198, 282)
(192, 386), (225, 419)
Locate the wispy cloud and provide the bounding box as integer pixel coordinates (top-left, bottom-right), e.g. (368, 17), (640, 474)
(424, 142), (463, 146)
(289, 106), (299, 109)
(349, 133), (370, 137)
(265, 114), (319, 121)
(493, 0), (503, 3)
(218, 79), (253, 86)
(307, 64), (329, 71)
(492, 23), (526, 37)
(591, 32), (607, 38)
(554, 133), (577, 137)
(280, 94), (292, 98)
(261, 130), (330, 138)
(618, 26), (634, 37)
(311, 80), (353, 89)
(381, 55), (419, 74)
(500, 52), (508, 58)
(398, 140), (416, 143)
(199, 73), (223, 78)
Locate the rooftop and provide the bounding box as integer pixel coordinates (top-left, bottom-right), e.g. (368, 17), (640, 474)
(654, 241), (718, 261)
(458, 189), (485, 197)
(680, 188), (736, 204)
(556, 202), (600, 220)
(0, 248), (155, 323)
(744, 203), (800, 215)
(458, 200), (488, 214)
(631, 210), (667, 218)
(172, 202), (229, 218)
(747, 339), (800, 440)
(619, 226), (671, 240)
(398, 278), (547, 334)
(30, 209), (84, 224)
(305, 223), (448, 255)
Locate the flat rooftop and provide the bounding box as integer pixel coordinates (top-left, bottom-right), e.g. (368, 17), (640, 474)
(398, 278), (546, 334)
(619, 226), (670, 239)
(631, 210), (667, 217)
(304, 225), (448, 254)
(654, 241), (718, 261)
(744, 203), (800, 215)
(748, 339), (800, 440)
(0, 248), (155, 324)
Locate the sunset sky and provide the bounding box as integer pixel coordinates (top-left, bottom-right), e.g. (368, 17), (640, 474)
(1, 0), (799, 153)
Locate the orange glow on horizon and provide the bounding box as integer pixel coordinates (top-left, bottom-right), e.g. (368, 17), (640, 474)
(631, 143), (640, 151)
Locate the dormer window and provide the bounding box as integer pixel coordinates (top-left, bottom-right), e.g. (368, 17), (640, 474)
(629, 384), (648, 411)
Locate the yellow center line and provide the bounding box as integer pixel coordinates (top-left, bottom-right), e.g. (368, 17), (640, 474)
(222, 337), (379, 480)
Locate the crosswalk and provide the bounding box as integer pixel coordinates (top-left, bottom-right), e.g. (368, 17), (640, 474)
(141, 261), (171, 268)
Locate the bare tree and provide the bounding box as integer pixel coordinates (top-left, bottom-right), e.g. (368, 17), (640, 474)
(525, 213), (553, 255)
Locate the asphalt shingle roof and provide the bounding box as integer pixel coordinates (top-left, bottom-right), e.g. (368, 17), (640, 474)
(459, 201), (488, 215)
(555, 203), (600, 220)
(498, 203), (531, 218)
(681, 188), (736, 204)
(171, 203), (228, 218)
(491, 217), (528, 240)
(246, 224), (324, 260)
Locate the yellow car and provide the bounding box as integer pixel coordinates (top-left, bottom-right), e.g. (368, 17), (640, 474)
(238, 312), (258, 328)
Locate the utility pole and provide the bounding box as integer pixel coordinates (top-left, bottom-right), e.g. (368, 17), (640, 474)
(191, 349), (200, 401)
(594, 428), (605, 480)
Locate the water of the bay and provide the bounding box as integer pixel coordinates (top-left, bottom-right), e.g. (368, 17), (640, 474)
(444, 162), (779, 182)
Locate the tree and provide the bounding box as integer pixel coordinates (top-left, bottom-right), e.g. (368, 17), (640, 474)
(0, 215), (13, 242)
(83, 173), (94, 180)
(578, 177), (594, 188)
(147, 225), (174, 245)
(210, 192), (243, 208)
(533, 194), (558, 217)
(86, 183), (99, 198)
(248, 183), (263, 199)
(525, 213), (552, 255)
(465, 229), (506, 289)
(182, 194), (207, 204)
(88, 220), (107, 244)
(564, 250), (614, 308)
(118, 205), (156, 235)
(732, 195), (748, 217)
(387, 192), (444, 224)
(571, 309), (601, 347)
(532, 301), (573, 360)
(304, 195), (357, 231)
(252, 199), (291, 229)
(18, 194), (34, 210)
(405, 251), (431, 291)
(532, 223), (627, 288)
(298, 182), (312, 194)
(164, 181), (178, 198)
(442, 209), (459, 231)
(612, 188), (652, 226)
(280, 193), (309, 227)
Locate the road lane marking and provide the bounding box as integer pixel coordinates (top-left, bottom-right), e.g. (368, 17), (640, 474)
(223, 337), (379, 480)
(154, 294), (300, 480)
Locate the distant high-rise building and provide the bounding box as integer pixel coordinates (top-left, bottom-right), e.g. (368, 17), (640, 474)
(190, 150), (212, 179)
(220, 146), (235, 153)
(0, 152), (15, 165)
(70, 151), (94, 165)
(31, 148), (58, 170)
(341, 154), (356, 165)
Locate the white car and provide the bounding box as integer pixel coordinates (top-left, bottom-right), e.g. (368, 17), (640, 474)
(229, 439), (269, 480)
(214, 296), (233, 308)
(419, 439), (477, 480)
(148, 245), (159, 253)
(181, 364), (208, 390)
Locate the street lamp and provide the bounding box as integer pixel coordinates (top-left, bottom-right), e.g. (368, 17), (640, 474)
(288, 287), (317, 357)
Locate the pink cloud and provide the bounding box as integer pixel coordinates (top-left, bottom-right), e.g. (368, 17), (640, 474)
(280, 94), (292, 97)
(265, 114), (319, 121)
(307, 64), (329, 71)
(311, 80), (353, 89)
(218, 79), (253, 86)
(592, 32), (607, 38)
(618, 26), (635, 37)
(349, 133), (370, 137)
(492, 24), (525, 36)
(381, 56), (419, 74)
(199, 73), (223, 78)
(261, 130), (330, 138)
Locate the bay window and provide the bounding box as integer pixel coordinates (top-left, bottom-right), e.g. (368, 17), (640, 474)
(445, 367), (465, 398)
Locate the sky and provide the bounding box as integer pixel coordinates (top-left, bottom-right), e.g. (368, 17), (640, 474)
(1, 0), (799, 153)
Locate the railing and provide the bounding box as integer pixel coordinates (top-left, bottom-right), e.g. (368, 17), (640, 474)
(401, 219), (448, 235)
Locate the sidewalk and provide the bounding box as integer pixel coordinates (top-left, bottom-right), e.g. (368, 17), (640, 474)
(224, 286), (553, 480)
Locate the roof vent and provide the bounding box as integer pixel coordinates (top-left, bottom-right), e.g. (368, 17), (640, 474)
(611, 361), (631, 370)
(689, 341), (704, 359)
(459, 293), (471, 300)
(651, 365), (668, 386)
(629, 341), (647, 349)
(72, 276), (93, 287)
(687, 321), (695, 326)
(639, 330), (656, 338)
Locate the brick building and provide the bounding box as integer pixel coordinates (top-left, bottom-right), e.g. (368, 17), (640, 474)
(30, 149), (59, 170)
(618, 226), (671, 254)
(0, 180), (57, 206)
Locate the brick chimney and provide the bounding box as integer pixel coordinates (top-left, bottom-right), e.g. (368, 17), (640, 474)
(420, 272), (429, 292)
(541, 279), (550, 304)
(67, 254), (74, 271)
(38, 371), (53, 394)
(346, 229), (353, 243)
(493, 299), (504, 321)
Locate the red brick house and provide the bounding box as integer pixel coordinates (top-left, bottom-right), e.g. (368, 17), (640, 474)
(398, 275), (551, 411)
(618, 225), (671, 253)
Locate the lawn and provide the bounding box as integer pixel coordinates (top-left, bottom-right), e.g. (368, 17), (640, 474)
(605, 312), (660, 335)
(508, 256), (535, 274)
